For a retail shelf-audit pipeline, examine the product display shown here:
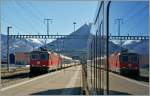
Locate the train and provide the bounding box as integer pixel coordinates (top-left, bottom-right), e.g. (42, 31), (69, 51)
(30, 48), (79, 73)
(109, 51), (140, 75)
(15, 52), (30, 65)
(85, 1), (111, 94)
(83, 1), (147, 95)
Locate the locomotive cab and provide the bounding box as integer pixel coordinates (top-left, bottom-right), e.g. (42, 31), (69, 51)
(30, 51), (50, 73)
(119, 53), (140, 75)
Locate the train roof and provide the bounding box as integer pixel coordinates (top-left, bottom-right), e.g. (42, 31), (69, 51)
(121, 53), (139, 55)
(111, 52), (139, 57)
(30, 50), (58, 55)
(15, 52), (30, 54)
(31, 50), (73, 60)
(60, 54), (72, 60)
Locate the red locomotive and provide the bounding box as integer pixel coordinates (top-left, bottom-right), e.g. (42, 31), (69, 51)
(30, 50), (61, 73)
(109, 51), (140, 76)
(30, 48), (75, 73)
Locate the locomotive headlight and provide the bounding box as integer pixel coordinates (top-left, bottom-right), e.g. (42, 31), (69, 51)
(43, 65), (46, 67)
(135, 67), (138, 70)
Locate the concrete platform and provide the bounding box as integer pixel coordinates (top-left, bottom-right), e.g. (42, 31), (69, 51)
(109, 72), (149, 95)
(0, 65), (82, 96)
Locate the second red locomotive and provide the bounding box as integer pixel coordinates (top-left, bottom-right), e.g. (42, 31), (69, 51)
(109, 51), (140, 76)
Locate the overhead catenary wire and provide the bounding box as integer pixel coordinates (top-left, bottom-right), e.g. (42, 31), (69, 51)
(24, 0), (54, 35)
(125, 10), (148, 36)
(1, 18), (32, 35)
(121, 4), (148, 36)
(123, 5), (148, 36)
(14, 1), (42, 35)
(23, 0), (44, 20)
(22, 0), (47, 35)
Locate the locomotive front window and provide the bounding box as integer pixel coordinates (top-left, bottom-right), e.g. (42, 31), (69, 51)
(121, 55), (128, 63)
(131, 55), (139, 64)
(31, 54), (38, 60)
(40, 53), (48, 60)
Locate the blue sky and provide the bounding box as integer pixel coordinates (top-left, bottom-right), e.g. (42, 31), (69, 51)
(1, 0), (98, 35)
(109, 1), (149, 36)
(1, 1), (149, 36)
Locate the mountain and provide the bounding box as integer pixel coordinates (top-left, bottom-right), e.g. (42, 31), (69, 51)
(1, 24), (148, 63)
(122, 40), (149, 55)
(42, 23), (125, 60)
(111, 39), (149, 55)
(109, 41), (121, 54)
(1, 34), (44, 59)
(43, 23), (92, 60)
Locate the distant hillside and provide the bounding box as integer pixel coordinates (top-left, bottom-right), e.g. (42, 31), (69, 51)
(122, 40), (149, 55)
(1, 24), (148, 63)
(43, 23), (92, 60)
(1, 34), (44, 59)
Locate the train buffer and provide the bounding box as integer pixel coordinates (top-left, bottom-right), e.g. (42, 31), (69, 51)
(0, 65), (82, 95)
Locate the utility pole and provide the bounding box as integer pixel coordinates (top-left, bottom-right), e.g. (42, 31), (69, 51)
(7, 26), (12, 71)
(44, 19), (52, 35)
(73, 22), (76, 32)
(73, 22), (76, 67)
(114, 18), (123, 36)
(44, 19), (52, 45)
(115, 18), (123, 51)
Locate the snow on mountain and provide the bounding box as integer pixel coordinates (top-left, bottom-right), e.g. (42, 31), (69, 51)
(26, 38), (44, 45)
(112, 39), (149, 55)
(43, 23), (92, 52)
(122, 40), (141, 46)
(122, 40), (149, 55)
(42, 23), (92, 60)
(1, 34), (44, 58)
(109, 41), (121, 54)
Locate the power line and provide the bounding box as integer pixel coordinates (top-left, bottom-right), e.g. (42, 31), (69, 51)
(122, 4), (148, 36)
(111, 3), (148, 36)
(124, 4), (148, 24)
(1, 18), (32, 35)
(14, 1), (41, 34)
(23, 0), (44, 20)
(125, 11), (148, 36)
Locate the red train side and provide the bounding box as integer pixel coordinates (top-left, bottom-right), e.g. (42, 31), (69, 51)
(30, 51), (61, 73)
(109, 52), (139, 75)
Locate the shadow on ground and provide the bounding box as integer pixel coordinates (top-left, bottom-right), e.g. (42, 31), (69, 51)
(109, 90), (131, 95)
(2, 72), (29, 79)
(30, 87), (81, 95)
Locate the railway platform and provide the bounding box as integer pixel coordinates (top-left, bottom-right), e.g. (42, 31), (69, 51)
(109, 72), (149, 95)
(0, 65), (82, 95)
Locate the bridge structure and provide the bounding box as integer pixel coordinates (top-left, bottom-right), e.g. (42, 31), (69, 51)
(8, 35), (149, 40)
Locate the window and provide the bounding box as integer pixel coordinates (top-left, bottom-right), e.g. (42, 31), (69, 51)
(31, 54), (38, 60)
(121, 55), (128, 63)
(131, 55), (139, 64)
(40, 53), (48, 60)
